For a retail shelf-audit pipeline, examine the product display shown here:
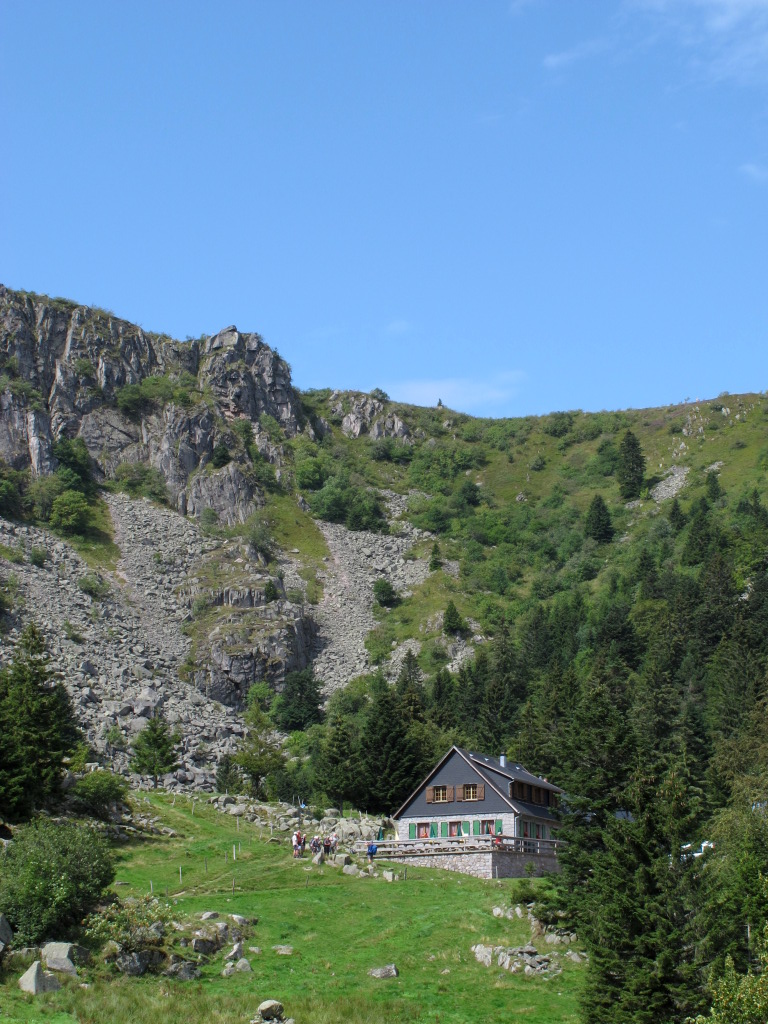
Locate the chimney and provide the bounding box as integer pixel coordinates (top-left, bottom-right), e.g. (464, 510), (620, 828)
(499, 754), (506, 768)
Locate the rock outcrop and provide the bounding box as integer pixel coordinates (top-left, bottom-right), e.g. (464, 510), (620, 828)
(0, 287), (301, 524)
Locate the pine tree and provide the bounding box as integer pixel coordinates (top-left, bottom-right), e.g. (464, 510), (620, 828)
(357, 679), (419, 813)
(617, 429), (645, 499)
(585, 494), (614, 542)
(234, 705), (285, 799)
(669, 497), (687, 532)
(130, 712), (181, 789)
(428, 542), (442, 571)
(443, 600), (466, 636)
(0, 624), (81, 821)
(316, 717), (359, 815)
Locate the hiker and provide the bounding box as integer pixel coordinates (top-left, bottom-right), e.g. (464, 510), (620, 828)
(292, 830), (300, 858)
(367, 840), (378, 864)
(330, 831), (339, 854)
(323, 835), (332, 857)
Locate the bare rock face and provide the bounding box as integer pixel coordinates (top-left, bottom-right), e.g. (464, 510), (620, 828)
(0, 287), (301, 522)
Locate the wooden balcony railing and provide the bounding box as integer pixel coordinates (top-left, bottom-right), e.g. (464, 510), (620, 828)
(353, 835), (563, 858)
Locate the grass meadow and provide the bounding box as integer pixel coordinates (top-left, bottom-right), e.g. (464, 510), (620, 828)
(0, 794), (583, 1024)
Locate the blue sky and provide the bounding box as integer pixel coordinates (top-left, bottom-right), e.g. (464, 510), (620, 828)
(2, 1), (767, 416)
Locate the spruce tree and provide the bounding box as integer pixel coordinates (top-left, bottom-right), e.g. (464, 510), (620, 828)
(585, 494), (614, 542)
(443, 600), (466, 636)
(357, 679), (419, 812)
(316, 718), (359, 815)
(617, 429), (645, 499)
(0, 623), (81, 821)
(131, 712), (181, 789)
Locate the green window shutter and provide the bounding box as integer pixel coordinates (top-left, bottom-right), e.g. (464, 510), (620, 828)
(409, 823), (416, 839)
(495, 819), (503, 835)
(462, 821), (470, 835)
(430, 821), (438, 838)
(472, 820), (480, 836)
(440, 821), (448, 838)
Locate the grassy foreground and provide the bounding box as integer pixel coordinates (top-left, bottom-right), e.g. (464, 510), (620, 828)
(0, 795), (583, 1024)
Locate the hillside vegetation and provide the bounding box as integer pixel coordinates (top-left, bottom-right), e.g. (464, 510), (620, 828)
(2, 289), (768, 1021)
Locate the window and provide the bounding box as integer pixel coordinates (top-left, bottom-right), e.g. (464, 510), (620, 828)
(449, 821), (462, 837)
(417, 822), (430, 838)
(433, 786), (447, 802)
(463, 784), (477, 801)
(481, 819), (495, 835)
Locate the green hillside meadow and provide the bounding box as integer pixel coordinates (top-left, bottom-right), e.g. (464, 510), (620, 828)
(0, 796), (582, 1024)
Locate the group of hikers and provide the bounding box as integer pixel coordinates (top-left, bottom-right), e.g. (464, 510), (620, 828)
(291, 830), (339, 858)
(290, 829), (379, 864)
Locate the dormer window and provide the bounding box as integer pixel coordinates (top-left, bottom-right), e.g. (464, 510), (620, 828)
(433, 786), (447, 802)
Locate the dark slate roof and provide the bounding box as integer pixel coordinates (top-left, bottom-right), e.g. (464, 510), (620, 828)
(392, 745), (562, 820)
(463, 750), (562, 794)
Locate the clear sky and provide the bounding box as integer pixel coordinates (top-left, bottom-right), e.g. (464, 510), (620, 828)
(2, 1), (767, 416)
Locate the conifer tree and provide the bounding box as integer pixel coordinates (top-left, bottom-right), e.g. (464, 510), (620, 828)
(316, 717), (359, 815)
(0, 623), (81, 821)
(443, 599), (465, 635)
(585, 494), (614, 542)
(130, 712), (181, 789)
(617, 429), (646, 499)
(357, 678), (419, 813)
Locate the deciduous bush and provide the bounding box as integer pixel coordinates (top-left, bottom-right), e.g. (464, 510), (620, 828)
(0, 819), (114, 944)
(71, 770), (129, 819)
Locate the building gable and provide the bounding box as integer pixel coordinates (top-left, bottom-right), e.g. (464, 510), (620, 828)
(393, 747), (514, 820)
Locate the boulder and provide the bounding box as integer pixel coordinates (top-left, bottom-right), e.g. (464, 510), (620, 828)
(225, 941), (244, 961)
(0, 913), (13, 947)
(312, 850), (325, 865)
(230, 914), (249, 927)
(200, 911), (219, 920)
(472, 944), (493, 967)
(342, 864), (359, 876)
(41, 941), (74, 964)
(368, 963), (399, 979)
(45, 955), (78, 976)
(334, 853), (351, 866)
(235, 957), (252, 972)
(18, 961), (61, 994)
(192, 937), (216, 956)
(272, 944), (293, 955)
(257, 999), (285, 1020)
(166, 960), (201, 980)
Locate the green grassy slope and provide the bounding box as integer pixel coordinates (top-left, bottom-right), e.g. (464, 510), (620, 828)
(0, 797), (583, 1024)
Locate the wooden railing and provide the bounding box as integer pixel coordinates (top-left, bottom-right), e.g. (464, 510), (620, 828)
(353, 835), (563, 858)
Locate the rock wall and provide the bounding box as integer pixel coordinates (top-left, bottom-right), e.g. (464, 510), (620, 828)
(0, 286), (302, 524)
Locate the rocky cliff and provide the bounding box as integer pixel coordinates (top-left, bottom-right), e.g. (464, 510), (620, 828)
(0, 287), (435, 788)
(0, 287), (301, 524)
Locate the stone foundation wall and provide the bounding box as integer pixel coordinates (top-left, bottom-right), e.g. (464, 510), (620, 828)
(384, 849), (560, 880)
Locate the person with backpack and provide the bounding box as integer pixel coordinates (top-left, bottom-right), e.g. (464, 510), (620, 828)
(367, 840), (378, 864)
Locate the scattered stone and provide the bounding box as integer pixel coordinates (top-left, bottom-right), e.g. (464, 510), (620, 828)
(45, 956), (78, 976)
(368, 963), (399, 979)
(235, 957), (252, 972)
(225, 941), (244, 961)
(166, 960), (201, 980)
(192, 937), (216, 956)
(256, 999), (285, 1021)
(18, 961), (61, 995)
(342, 864), (359, 876)
(200, 911), (220, 920)
(272, 945), (293, 955)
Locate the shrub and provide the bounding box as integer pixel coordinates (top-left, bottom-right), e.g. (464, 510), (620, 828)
(29, 546), (47, 567)
(112, 462), (168, 503)
(244, 514), (273, 560)
(71, 770), (129, 819)
(86, 894), (173, 953)
(211, 442), (231, 468)
(529, 454), (546, 472)
(78, 573), (110, 599)
(264, 579), (279, 602)
(73, 358), (96, 380)
(373, 578), (398, 607)
(0, 819), (114, 944)
(200, 507), (219, 529)
(49, 489), (90, 534)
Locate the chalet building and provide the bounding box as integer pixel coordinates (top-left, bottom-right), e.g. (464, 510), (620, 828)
(371, 746), (564, 879)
